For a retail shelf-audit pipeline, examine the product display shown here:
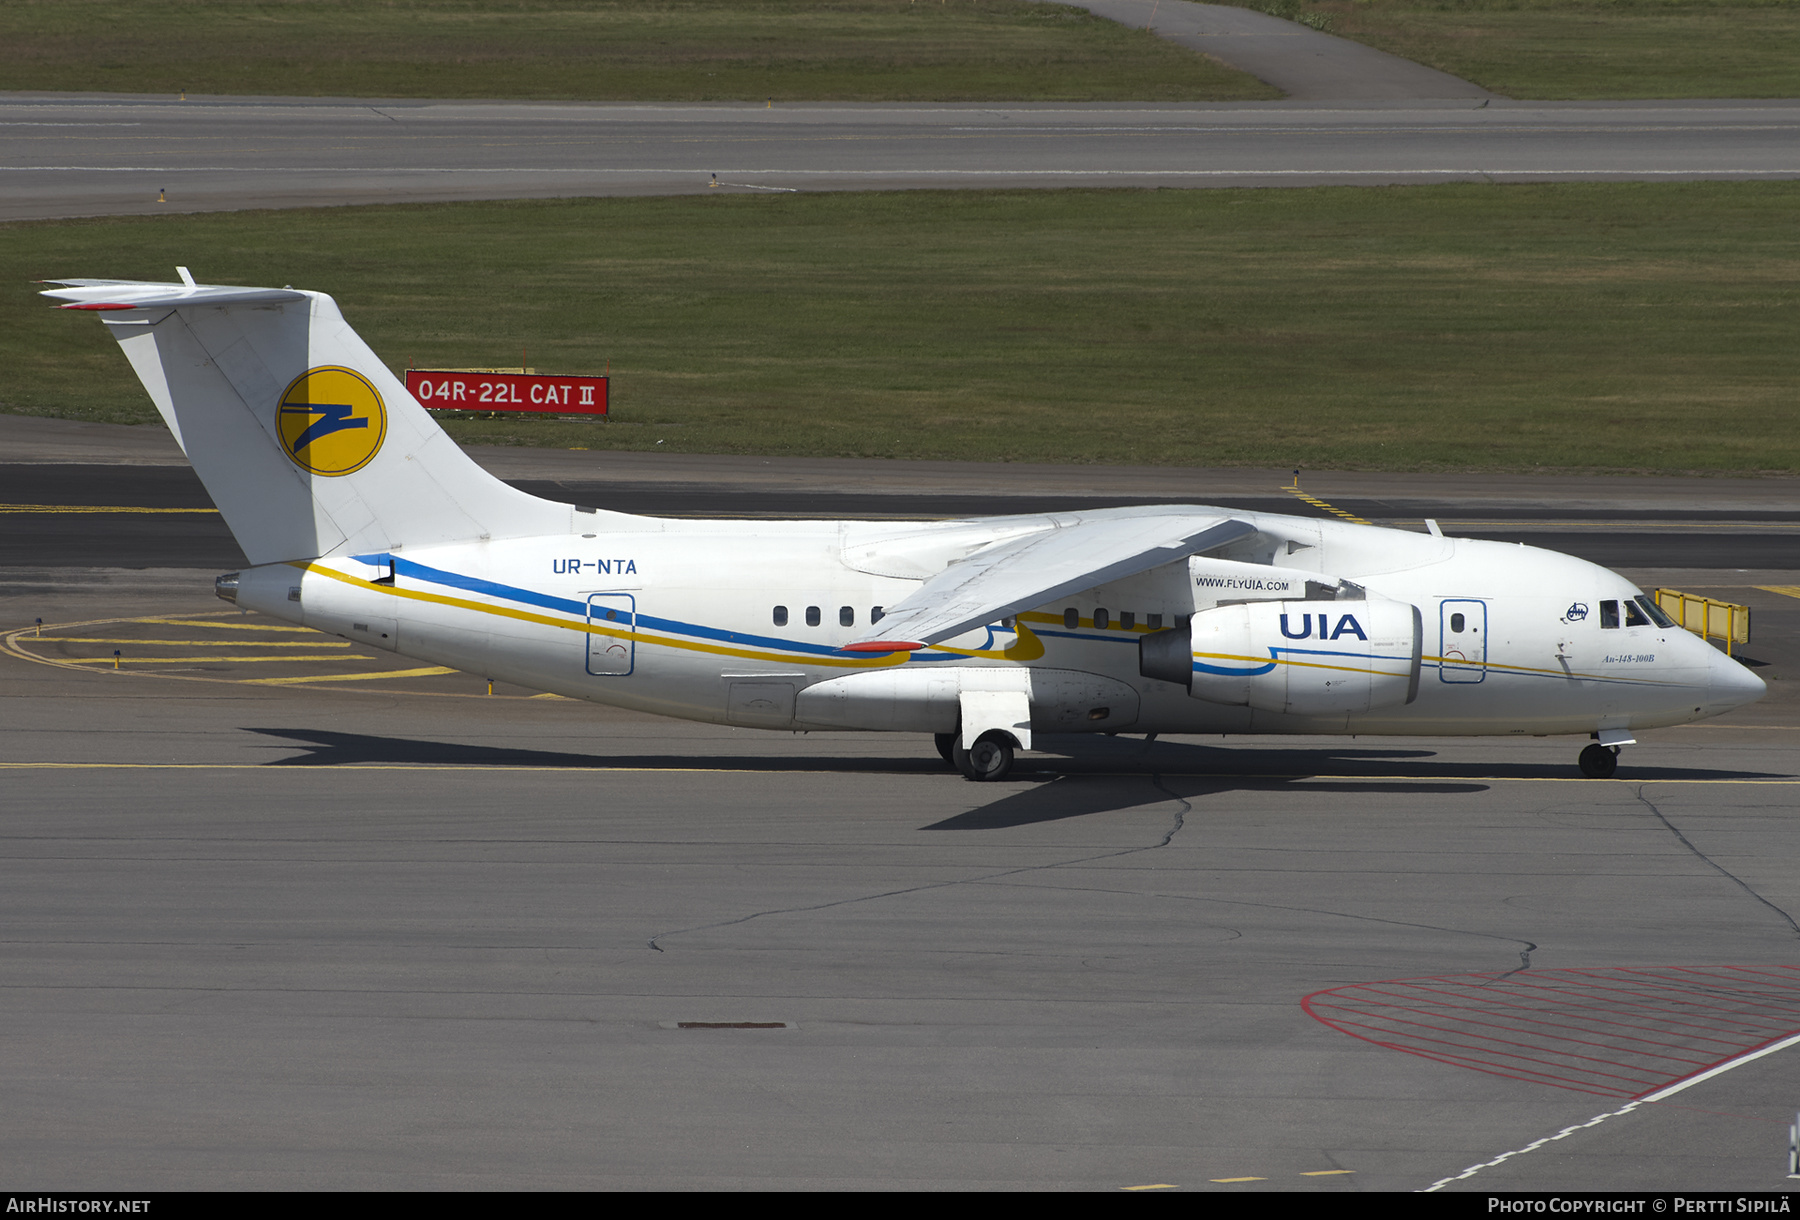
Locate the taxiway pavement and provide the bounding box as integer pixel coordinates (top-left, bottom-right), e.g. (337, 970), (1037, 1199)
(8, 418), (1800, 573)
(3, 568), (1798, 1191)
(5, 92), (1797, 221)
(3, 430), (1799, 1190)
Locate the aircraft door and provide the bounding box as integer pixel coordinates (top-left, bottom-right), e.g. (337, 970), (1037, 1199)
(1439, 598), (1487, 683)
(586, 593), (636, 676)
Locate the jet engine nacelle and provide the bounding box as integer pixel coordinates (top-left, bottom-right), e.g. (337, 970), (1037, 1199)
(1140, 598), (1422, 716)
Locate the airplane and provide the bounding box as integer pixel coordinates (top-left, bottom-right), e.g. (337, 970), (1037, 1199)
(42, 272), (1766, 781)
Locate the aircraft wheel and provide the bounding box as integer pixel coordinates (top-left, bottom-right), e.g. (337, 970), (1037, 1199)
(934, 732), (957, 768)
(953, 731), (1015, 782)
(1578, 743), (1619, 779)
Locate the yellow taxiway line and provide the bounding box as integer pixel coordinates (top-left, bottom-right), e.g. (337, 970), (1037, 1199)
(246, 666), (456, 685)
(0, 614), (490, 696)
(48, 637), (352, 647)
(53, 654), (372, 665)
(0, 503), (219, 513)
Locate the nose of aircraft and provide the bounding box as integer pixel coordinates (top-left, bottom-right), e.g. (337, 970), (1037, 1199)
(1704, 645), (1766, 713)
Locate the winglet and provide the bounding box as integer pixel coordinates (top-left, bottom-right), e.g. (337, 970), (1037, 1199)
(838, 640), (924, 653)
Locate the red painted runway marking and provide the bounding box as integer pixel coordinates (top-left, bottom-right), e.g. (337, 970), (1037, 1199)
(1303, 965), (1800, 1099)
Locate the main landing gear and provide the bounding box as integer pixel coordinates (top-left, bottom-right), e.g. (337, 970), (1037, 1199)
(938, 730), (1016, 782)
(1578, 742), (1619, 779)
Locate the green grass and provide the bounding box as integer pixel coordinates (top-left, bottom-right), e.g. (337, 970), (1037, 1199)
(1230, 0), (1800, 99)
(5, 183), (1797, 474)
(0, 0), (1273, 102)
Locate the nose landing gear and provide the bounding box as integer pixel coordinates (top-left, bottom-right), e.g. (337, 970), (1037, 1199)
(1578, 742), (1619, 779)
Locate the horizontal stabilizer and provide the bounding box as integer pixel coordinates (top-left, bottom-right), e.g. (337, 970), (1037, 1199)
(41, 279), (308, 310)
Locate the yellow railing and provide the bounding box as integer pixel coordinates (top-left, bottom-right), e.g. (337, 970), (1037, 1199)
(1653, 588), (1751, 655)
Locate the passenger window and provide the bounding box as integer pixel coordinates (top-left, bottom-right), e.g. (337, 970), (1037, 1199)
(1147, 613), (1163, 630)
(1600, 600), (1620, 629)
(1624, 600), (1649, 627)
(805, 606), (821, 627)
(872, 606), (884, 623)
(1064, 608), (1079, 629)
(1094, 608), (1110, 630)
(1000, 616), (1014, 630)
(773, 605), (788, 627)
(840, 606), (854, 627)
(1120, 611), (1135, 630)
(1450, 613), (1465, 633)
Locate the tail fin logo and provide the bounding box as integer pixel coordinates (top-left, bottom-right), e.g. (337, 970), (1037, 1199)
(276, 366), (388, 476)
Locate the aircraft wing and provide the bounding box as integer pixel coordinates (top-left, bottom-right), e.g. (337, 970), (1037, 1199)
(843, 514), (1256, 650)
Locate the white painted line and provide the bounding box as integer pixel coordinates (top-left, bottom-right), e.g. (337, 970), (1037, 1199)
(1423, 1031), (1800, 1192)
(1640, 1029), (1800, 1103)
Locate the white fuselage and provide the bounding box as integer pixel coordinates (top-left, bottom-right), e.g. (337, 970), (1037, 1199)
(230, 505), (1763, 741)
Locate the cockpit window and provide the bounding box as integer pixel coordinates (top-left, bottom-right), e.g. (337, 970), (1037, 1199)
(1599, 600), (1620, 629)
(1624, 599), (1649, 627)
(1636, 595), (1676, 629)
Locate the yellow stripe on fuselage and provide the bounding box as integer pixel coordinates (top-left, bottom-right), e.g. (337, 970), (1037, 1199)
(298, 563), (1043, 668)
(1192, 649), (1408, 678)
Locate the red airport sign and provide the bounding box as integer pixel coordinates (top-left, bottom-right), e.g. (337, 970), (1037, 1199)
(406, 369), (608, 415)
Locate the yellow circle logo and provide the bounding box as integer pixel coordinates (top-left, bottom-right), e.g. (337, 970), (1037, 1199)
(276, 366), (388, 476)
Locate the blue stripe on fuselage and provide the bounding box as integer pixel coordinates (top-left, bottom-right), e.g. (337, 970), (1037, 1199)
(353, 553), (981, 659)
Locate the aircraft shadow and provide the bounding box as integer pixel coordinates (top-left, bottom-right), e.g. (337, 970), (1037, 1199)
(921, 773), (1493, 832)
(242, 727), (1793, 788)
(243, 726), (946, 773)
(1029, 733), (1794, 784)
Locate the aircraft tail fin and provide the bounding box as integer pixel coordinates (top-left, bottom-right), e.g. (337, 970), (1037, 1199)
(43, 275), (579, 565)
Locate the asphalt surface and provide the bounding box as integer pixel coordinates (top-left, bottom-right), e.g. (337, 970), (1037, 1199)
(5, 442), (1799, 1193)
(3, 565), (1798, 1191)
(5, 92), (1798, 220)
